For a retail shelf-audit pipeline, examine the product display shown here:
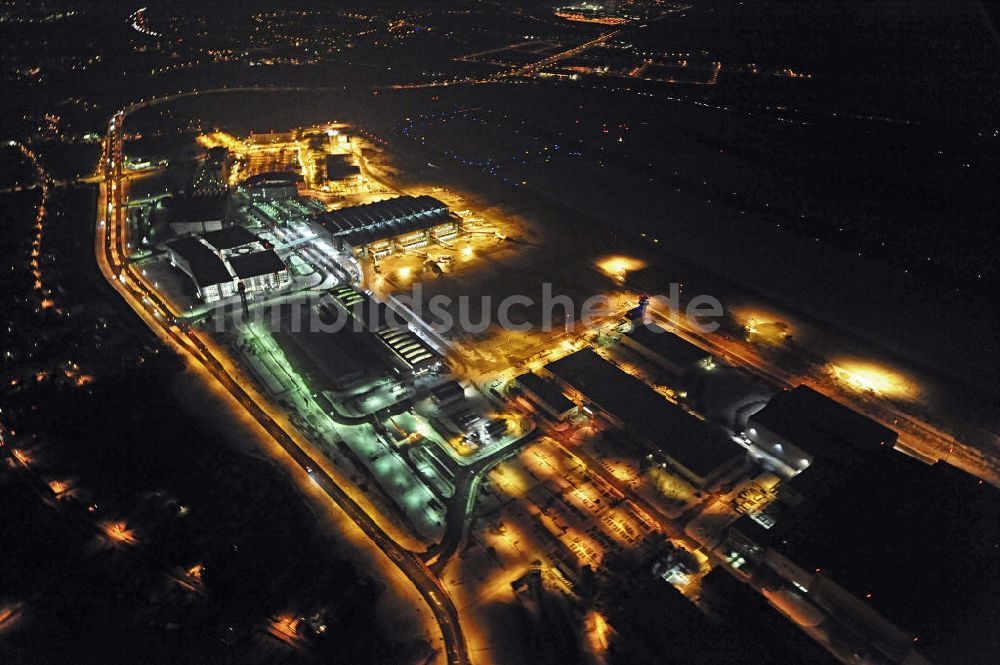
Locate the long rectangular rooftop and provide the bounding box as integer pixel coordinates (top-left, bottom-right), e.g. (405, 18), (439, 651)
(320, 195), (448, 235)
(625, 322), (712, 369)
(514, 372), (576, 415)
(773, 456), (1000, 662)
(545, 349), (743, 479)
(376, 327), (439, 371)
(263, 301), (376, 389)
(333, 211), (454, 248)
(749, 385), (897, 464)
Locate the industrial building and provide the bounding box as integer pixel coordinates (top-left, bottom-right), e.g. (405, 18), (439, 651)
(165, 226), (290, 303)
(227, 251), (289, 293)
(622, 321), (713, 376)
(431, 380), (466, 406)
(319, 195), (460, 258)
(263, 300), (372, 390)
(165, 235), (236, 302)
(512, 372), (578, 420)
(328, 284), (397, 332)
(745, 385), (897, 474)
(328, 285), (441, 375)
(542, 349), (745, 488)
(238, 171), (303, 201)
(723, 452), (998, 665)
(375, 327), (439, 375)
(201, 225), (258, 251)
(163, 193), (229, 235)
(322, 153), (361, 183)
(442, 405), (507, 448)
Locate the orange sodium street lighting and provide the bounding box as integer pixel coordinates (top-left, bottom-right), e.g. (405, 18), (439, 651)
(102, 520), (136, 544)
(828, 360), (917, 401)
(596, 254), (646, 282)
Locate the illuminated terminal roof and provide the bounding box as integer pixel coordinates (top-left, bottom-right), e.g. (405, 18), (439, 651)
(322, 195), (447, 233)
(319, 195), (453, 247)
(544, 349), (743, 485)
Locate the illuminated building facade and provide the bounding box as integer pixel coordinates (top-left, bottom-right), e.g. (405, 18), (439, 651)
(319, 195), (461, 258)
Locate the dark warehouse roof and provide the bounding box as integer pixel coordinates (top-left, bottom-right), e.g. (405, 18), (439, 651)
(166, 236), (231, 287)
(545, 349), (743, 479)
(228, 250), (287, 279)
(201, 225), (258, 251)
(625, 322), (712, 369)
(514, 372), (576, 414)
(749, 385), (897, 465)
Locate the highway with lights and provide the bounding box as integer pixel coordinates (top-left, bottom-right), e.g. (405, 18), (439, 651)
(95, 95), (470, 665)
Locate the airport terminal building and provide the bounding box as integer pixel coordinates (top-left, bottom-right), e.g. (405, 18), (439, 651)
(238, 171), (303, 202)
(319, 195), (461, 258)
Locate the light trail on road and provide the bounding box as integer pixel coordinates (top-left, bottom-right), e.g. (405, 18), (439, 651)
(95, 89), (472, 665)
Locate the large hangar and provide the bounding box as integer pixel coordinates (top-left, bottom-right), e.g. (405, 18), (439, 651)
(327, 285), (442, 375)
(166, 226), (290, 303)
(238, 171), (304, 201)
(543, 348), (745, 489)
(319, 195), (461, 258)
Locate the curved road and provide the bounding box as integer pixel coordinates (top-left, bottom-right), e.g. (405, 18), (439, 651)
(423, 428), (539, 574)
(96, 87), (471, 665)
